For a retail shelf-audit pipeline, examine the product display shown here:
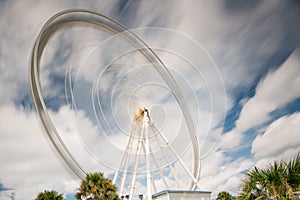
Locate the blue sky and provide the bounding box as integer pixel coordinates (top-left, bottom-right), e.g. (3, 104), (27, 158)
(0, 0), (300, 199)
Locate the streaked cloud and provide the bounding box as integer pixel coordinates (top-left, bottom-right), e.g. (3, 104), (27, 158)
(0, 105), (78, 199)
(252, 112), (300, 160)
(236, 50), (300, 132)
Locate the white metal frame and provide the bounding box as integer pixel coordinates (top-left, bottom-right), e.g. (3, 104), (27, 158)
(113, 108), (200, 200)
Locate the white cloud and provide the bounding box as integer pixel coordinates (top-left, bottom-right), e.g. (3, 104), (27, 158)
(252, 112), (300, 160)
(255, 148), (300, 170)
(217, 130), (243, 150)
(236, 50), (300, 132)
(0, 190), (14, 200)
(219, 50), (300, 151)
(0, 105), (79, 199)
(0, 103), (123, 199)
(0, 0), (118, 104)
(207, 49), (300, 195)
(199, 151), (253, 196)
(173, 0), (294, 93)
(0, 1), (69, 104)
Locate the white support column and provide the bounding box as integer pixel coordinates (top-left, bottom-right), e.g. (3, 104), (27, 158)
(118, 126), (135, 197)
(113, 129), (132, 184)
(128, 126), (143, 200)
(143, 109), (152, 200)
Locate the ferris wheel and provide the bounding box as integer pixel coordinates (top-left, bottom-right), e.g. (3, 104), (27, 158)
(29, 9), (225, 200)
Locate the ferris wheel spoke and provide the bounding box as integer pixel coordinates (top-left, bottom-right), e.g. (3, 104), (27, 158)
(151, 171), (158, 194)
(140, 135), (169, 193)
(151, 124), (201, 189)
(150, 124), (181, 189)
(148, 145), (169, 190)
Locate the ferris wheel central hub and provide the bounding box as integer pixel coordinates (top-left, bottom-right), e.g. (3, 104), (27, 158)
(134, 108), (151, 127)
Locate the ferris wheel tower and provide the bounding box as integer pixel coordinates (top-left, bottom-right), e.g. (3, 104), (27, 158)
(112, 108), (201, 200)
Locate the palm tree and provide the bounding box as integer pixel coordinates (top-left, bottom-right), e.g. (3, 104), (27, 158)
(35, 190), (64, 200)
(238, 167), (266, 200)
(238, 153), (300, 200)
(286, 153), (300, 193)
(216, 191), (236, 200)
(75, 172), (120, 200)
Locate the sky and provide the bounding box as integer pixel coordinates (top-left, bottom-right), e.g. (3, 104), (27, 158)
(0, 0), (300, 199)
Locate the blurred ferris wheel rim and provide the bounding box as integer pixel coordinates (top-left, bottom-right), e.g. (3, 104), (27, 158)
(29, 9), (210, 200)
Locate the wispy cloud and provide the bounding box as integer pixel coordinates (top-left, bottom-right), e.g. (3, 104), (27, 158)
(236, 50), (300, 132)
(252, 112), (300, 161)
(0, 105), (79, 199)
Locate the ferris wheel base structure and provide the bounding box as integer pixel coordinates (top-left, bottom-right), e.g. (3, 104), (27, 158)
(113, 108), (202, 200)
(147, 190), (212, 200)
